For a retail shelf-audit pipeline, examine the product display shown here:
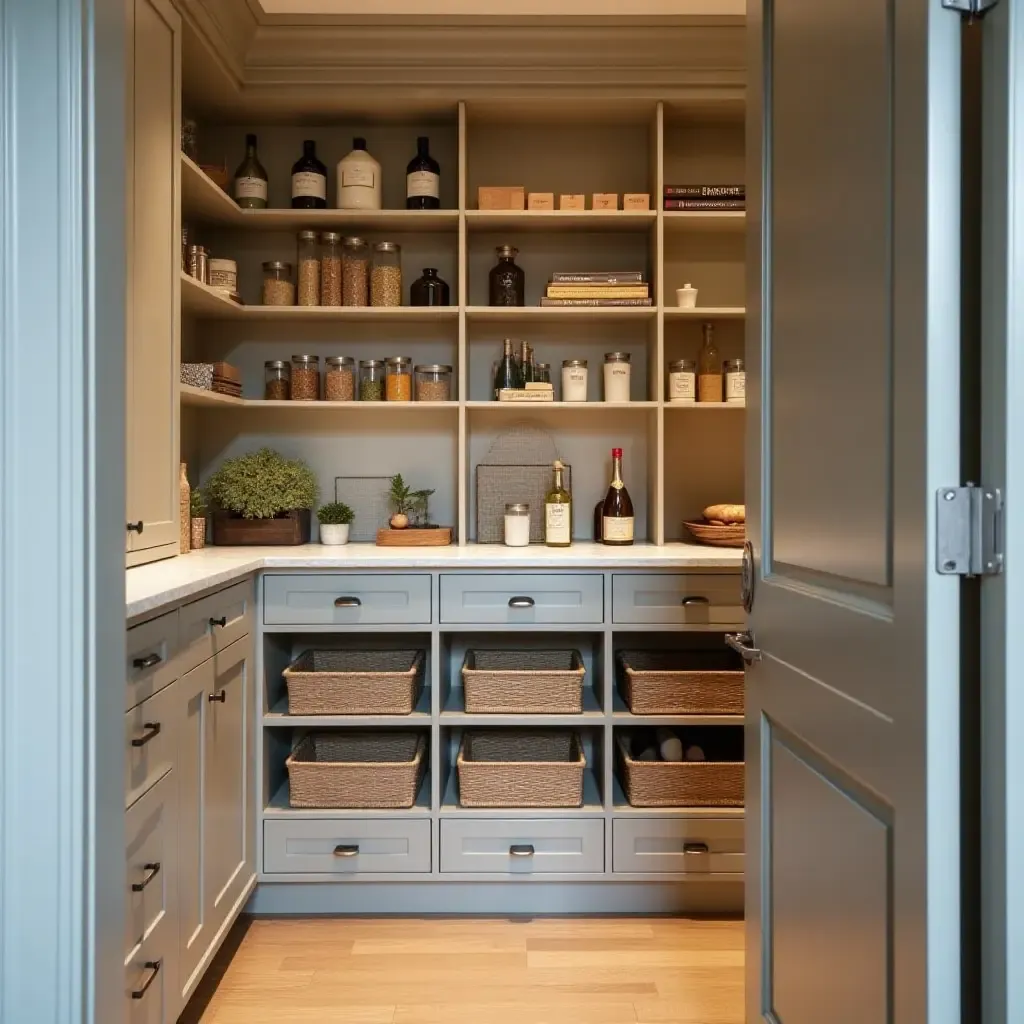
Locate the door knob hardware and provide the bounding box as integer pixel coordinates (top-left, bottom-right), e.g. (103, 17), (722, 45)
(725, 631), (762, 663)
(132, 652), (162, 670)
(209, 616), (227, 627)
(127, 521), (144, 534)
(208, 690), (226, 703)
(130, 960), (161, 1000)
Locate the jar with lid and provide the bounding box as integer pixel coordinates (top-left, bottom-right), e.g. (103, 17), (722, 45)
(504, 503), (531, 547)
(290, 354), (320, 401)
(371, 242), (403, 307)
(342, 237), (368, 306)
(262, 261), (295, 306)
(297, 230), (320, 306)
(562, 359), (588, 402)
(724, 358), (746, 404)
(489, 245), (525, 306)
(603, 352), (632, 403)
(264, 360), (290, 401)
(533, 362), (551, 385)
(415, 364), (452, 402)
(188, 245), (208, 283)
(385, 356), (413, 401)
(410, 268), (450, 306)
(324, 356), (356, 402)
(208, 258), (237, 295)
(321, 232), (343, 306)
(359, 359), (386, 401)
(667, 359), (697, 403)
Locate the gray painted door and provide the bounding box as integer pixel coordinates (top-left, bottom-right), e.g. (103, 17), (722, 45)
(746, 2), (965, 1021)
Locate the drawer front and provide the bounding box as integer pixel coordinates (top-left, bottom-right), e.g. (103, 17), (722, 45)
(612, 573), (743, 625)
(178, 579), (254, 674)
(440, 573), (604, 625)
(126, 610), (179, 711)
(124, 918), (172, 1024)
(124, 681), (176, 808)
(440, 818), (605, 874)
(263, 818), (431, 874)
(264, 574), (432, 626)
(612, 817), (744, 874)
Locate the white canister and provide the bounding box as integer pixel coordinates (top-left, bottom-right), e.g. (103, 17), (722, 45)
(603, 352), (632, 403)
(561, 359), (588, 402)
(668, 359), (697, 403)
(725, 358), (746, 404)
(208, 258), (238, 294)
(504, 503), (531, 547)
(675, 283), (698, 308)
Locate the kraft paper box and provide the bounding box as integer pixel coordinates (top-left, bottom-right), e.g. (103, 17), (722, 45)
(623, 193), (650, 211)
(592, 193), (619, 210)
(478, 186), (526, 210)
(558, 193), (586, 210)
(528, 192), (555, 210)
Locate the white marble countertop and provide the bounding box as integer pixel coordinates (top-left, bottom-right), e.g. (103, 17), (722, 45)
(125, 542), (743, 620)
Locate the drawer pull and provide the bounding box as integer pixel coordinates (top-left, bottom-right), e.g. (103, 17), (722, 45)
(130, 722), (161, 748)
(508, 596), (536, 609)
(509, 844), (535, 857)
(681, 596), (710, 606)
(683, 842), (710, 855)
(208, 690), (226, 703)
(333, 844), (360, 858)
(334, 597), (362, 608)
(126, 521), (144, 534)
(131, 862), (161, 892)
(132, 652), (162, 670)
(209, 616), (227, 627)
(130, 960), (161, 1000)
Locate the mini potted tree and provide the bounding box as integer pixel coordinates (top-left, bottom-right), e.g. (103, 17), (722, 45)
(317, 501), (354, 545)
(388, 473), (435, 530)
(189, 488), (207, 551)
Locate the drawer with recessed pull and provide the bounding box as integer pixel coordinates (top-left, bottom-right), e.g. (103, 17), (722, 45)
(612, 817), (744, 874)
(126, 610), (178, 711)
(124, 680), (176, 808)
(263, 818), (431, 874)
(440, 573), (604, 625)
(264, 574), (432, 626)
(612, 573), (742, 625)
(440, 818), (605, 874)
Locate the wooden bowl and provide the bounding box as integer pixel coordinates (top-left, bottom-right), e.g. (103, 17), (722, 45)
(683, 520), (746, 548)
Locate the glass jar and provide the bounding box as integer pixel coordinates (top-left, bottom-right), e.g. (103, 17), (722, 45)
(297, 230), (320, 306)
(371, 242), (403, 307)
(410, 267), (450, 306)
(415, 364), (452, 402)
(264, 360), (290, 401)
(262, 261), (295, 306)
(208, 258), (237, 294)
(188, 245), (208, 283)
(504, 503), (531, 547)
(534, 362), (551, 385)
(561, 359), (588, 402)
(290, 354), (320, 401)
(181, 118), (199, 161)
(603, 352), (632, 403)
(668, 358), (697, 403)
(341, 236), (368, 306)
(385, 356), (413, 401)
(324, 356), (356, 402)
(725, 358), (746, 404)
(489, 245), (525, 306)
(359, 359), (386, 401)
(321, 231), (343, 306)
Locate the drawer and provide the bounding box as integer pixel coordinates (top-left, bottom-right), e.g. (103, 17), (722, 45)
(124, 918), (172, 1024)
(124, 681), (176, 808)
(612, 573), (743, 625)
(178, 579), (253, 674)
(263, 818), (431, 874)
(612, 817), (744, 874)
(264, 574), (432, 626)
(440, 573), (604, 625)
(126, 610), (178, 712)
(440, 818), (604, 874)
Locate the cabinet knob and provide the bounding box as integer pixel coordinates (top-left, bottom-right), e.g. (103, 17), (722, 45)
(130, 722), (161, 748)
(508, 596), (535, 609)
(126, 521), (144, 534)
(333, 845), (359, 858)
(131, 862), (161, 893)
(509, 844), (535, 857)
(334, 597), (362, 608)
(209, 616), (227, 627)
(132, 652), (162, 670)
(208, 690), (226, 703)
(683, 842), (710, 855)
(130, 960), (161, 1000)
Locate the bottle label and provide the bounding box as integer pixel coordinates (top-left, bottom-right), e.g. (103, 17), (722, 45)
(603, 516), (634, 542)
(726, 371), (746, 402)
(342, 166), (376, 189)
(546, 502), (571, 544)
(234, 175), (267, 201)
(292, 170), (326, 200)
(407, 170), (440, 199)
(669, 371), (696, 401)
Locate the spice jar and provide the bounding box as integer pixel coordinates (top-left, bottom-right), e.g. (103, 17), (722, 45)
(324, 356), (356, 402)
(725, 358), (746, 404)
(359, 359), (386, 401)
(262, 261), (295, 306)
(188, 245), (208, 283)
(264, 360), (290, 401)
(504, 503), (531, 547)
(603, 352), (632, 403)
(297, 230), (320, 306)
(562, 359), (588, 402)
(489, 245), (525, 306)
(371, 242), (403, 307)
(321, 232), (343, 306)
(290, 354), (320, 401)
(668, 359), (697, 403)
(208, 258), (237, 294)
(410, 268), (450, 306)
(415, 364), (452, 402)
(342, 237), (368, 306)
(534, 362), (551, 385)
(385, 356), (413, 401)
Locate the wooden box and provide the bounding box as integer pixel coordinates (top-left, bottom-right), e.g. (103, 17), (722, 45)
(478, 186), (525, 210)
(559, 193), (586, 210)
(592, 193), (618, 210)
(528, 192), (554, 210)
(212, 508), (311, 546)
(376, 526), (453, 546)
(623, 193), (650, 211)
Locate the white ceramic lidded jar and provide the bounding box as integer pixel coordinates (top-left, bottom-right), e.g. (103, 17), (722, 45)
(603, 352), (632, 403)
(336, 137), (382, 210)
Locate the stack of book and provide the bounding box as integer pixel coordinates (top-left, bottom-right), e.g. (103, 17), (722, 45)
(539, 271), (652, 308)
(663, 185), (745, 211)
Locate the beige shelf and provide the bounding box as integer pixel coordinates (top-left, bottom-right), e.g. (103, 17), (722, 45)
(466, 209), (656, 233)
(180, 390), (458, 412)
(663, 210), (746, 234)
(466, 305), (656, 324)
(179, 384), (245, 408)
(664, 401), (746, 410)
(180, 273), (246, 318)
(465, 400), (658, 411)
(663, 306), (746, 320)
(180, 154), (241, 225)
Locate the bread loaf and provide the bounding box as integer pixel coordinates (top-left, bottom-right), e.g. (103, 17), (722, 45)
(703, 503), (745, 524)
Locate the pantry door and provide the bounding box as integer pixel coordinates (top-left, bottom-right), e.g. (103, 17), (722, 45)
(744, 1), (966, 1022)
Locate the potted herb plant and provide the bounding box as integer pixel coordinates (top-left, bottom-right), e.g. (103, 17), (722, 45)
(317, 501), (354, 545)
(189, 488), (207, 551)
(206, 447), (319, 546)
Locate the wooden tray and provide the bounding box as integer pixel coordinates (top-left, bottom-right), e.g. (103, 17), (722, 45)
(683, 520), (745, 548)
(376, 526), (453, 547)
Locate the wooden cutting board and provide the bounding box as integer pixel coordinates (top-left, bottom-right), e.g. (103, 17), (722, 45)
(376, 527), (453, 547)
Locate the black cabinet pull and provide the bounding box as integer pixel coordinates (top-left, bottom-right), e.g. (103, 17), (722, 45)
(208, 690), (226, 703)
(509, 844), (535, 857)
(130, 960), (161, 1000)
(131, 862), (161, 892)
(132, 652), (162, 670)
(130, 722), (161, 748)
(334, 597), (362, 608)
(508, 596), (535, 609)
(333, 844), (359, 858)
(683, 842), (709, 855)
(209, 616), (227, 627)
(126, 521), (144, 534)
(681, 596), (710, 606)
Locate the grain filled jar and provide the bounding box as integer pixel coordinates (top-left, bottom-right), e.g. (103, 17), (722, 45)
(603, 352), (632, 403)
(415, 364), (452, 402)
(290, 354), (320, 401)
(264, 360), (290, 401)
(359, 359), (385, 401)
(371, 242), (403, 307)
(324, 356), (356, 402)
(342, 237), (369, 306)
(725, 358), (746, 404)
(321, 231), (342, 306)
(385, 356), (413, 401)
(262, 261), (295, 305)
(297, 230), (320, 306)
(667, 358), (696, 403)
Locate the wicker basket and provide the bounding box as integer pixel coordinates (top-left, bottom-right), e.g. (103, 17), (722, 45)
(283, 649), (425, 716)
(617, 733), (743, 807)
(462, 650), (586, 714)
(457, 730), (586, 808)
(286, 732), (426, 808)
(618, 650), (743, 716)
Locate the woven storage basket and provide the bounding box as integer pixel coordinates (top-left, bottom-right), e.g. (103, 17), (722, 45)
(617, 734), (743, 807)
(618, 650), (743, 716)
(462, 650), (585, 714)
(286, 732), (426, 808)
(283, 649), (425, 715)
(457, 730), (586, 808)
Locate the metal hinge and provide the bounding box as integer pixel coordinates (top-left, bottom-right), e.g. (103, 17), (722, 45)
(942, 0), (1000, 19)
(936, 485), (1004, 576)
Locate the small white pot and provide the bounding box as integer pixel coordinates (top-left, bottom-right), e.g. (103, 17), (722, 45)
(319, 523), (350, 545)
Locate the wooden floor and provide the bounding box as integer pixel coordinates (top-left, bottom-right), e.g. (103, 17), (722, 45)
(181, 916), (745, 1024)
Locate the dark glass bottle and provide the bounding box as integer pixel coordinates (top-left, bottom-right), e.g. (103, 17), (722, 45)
(406, 136), (441, 210)
(493, 338), (524, 399)
(593, 500), (605, 542)
(233, 133), (268, 210)
(601, 448), (635, 546)
(489, 245), (525, 306)
(410, 268), (450, 306)
(291, 139), (327, 209)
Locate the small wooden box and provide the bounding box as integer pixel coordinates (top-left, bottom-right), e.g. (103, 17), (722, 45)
(623, 193), (650, 211)
(592, 193), (618, 211)
(478, 186), (525, 211)
(212, 508), (311, 546)
(528, 192), (555, 211)
(559, 193), (586, 211)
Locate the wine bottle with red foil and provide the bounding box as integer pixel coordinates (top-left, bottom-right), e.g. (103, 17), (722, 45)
(601, 447), (634, 545)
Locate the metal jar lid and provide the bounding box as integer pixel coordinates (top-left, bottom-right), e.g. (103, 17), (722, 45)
(562, 359), (588, 368)
(326, 356), (355, 368)
(263, 260), (292, 271)
(414, 364), (453, 373)
(264, 360), (289, 370)
(505, 503), (530, 514)
(669, 359), (696, 372)
(535, 362), (551, 371)
(724, 358), (745, 371)
(385, 356), (413, 367)
(342, 236), (366, 247)
(495, 245), (519, 258)
(359, 359), (385, 368)
(297, 230), (318, 242)
(208, 258), (237, 271)
(320, 231), (342, 244)
(604, 351), (632, 362)
(291, 354), (320, 365)
(374, 241), (401, 253)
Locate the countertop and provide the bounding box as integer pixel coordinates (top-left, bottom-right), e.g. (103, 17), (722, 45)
(125, 542), (743, 620)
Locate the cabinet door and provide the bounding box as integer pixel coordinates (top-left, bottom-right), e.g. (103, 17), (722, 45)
(125, 0), (180, 563)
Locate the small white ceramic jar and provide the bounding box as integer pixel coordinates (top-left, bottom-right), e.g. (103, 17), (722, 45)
(504, 503), (531, 547)
(603, 352), (632, 403)
(675, 283), (698, 308)
(561, 359), (588, 402)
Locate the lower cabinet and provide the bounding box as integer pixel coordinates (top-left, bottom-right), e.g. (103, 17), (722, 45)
(440, 819), (605, 874)
(264, 818), (432, 875)
(612, 817), (744, 875)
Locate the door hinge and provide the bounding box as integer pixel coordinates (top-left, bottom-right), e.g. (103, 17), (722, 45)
(942, 0), (999, 19)
(936, 485), (1004, 577)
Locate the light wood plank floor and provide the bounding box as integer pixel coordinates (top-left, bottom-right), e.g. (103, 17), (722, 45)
(181, 916), (745, 1024)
